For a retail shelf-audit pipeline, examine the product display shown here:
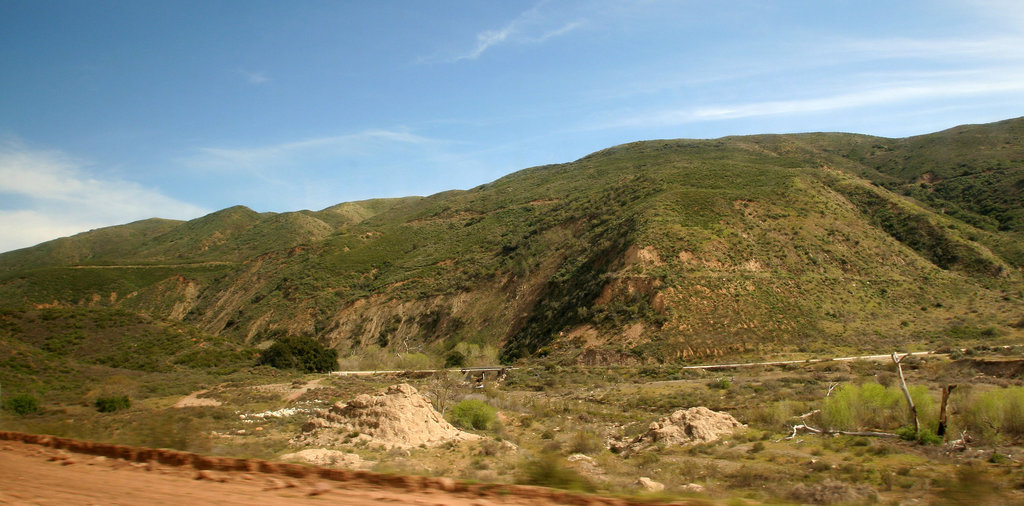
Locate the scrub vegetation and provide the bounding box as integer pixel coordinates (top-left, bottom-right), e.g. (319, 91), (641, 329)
(1, 118), (1024, 502)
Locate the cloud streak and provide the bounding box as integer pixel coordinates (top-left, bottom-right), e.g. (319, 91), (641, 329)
(837, 36), (1024, 62)
(591, 69), (1024, 130)
(238, 69), (270, 84)
(448, 3), (584, 62)
(186, 129), (440, 171)
(0, 141), (207, 252)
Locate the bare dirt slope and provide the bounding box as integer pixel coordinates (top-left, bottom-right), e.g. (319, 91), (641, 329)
(297, 383), (479, 449)
(0, 435), (661, 506)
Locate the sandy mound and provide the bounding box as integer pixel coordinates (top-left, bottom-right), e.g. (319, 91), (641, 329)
(614, 407), (745, 453)
(296, 384), (480, 449)
(279, 448), (371, 469)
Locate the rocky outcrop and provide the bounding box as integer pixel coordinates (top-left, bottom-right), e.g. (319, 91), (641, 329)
(613, 407), (745, 454)
(296, 384), (480, 449)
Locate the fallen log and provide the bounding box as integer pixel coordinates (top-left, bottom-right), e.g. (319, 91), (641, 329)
(785, 424), (899, 440)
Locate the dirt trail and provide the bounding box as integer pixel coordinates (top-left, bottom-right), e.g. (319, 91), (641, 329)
(330, 351), (942, 378)
(173, 389), (222, 408)
(0, 432), (664, 506)
(285, 378), (324, 401)
(70, 261), (236, 269)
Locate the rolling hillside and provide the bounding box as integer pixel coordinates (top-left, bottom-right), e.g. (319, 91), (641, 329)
(1, 119), (1022, 373)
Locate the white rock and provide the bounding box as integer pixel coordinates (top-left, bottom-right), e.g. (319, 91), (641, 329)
(636, 477), (665, 492)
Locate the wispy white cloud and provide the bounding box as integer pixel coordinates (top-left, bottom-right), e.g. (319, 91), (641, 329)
(837, 36), (1024, 61)
(186, 129), (440, 171)
(590, 33), (1024, 103)
(461, 26), (516, 61)
(238, 69), (270, 84)
(0, 141), (207, 252)
(531, 20), (585, 43)
(442, 3), (584, 62)
(591, 69), (1024, 130)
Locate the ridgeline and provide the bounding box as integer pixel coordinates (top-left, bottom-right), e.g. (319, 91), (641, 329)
(2, 118), (1022, 386)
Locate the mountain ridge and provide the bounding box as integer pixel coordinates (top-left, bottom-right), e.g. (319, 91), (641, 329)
(2, 118), (1022, 368)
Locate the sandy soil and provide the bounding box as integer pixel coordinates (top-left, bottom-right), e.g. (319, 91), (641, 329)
(0, 438), (651, 505)
(173, 389), (222, 408)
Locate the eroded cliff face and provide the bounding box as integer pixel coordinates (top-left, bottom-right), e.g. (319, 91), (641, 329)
(70, 240), (563, 363)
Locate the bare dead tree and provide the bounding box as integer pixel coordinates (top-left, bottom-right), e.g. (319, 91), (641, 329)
(891, 352), (919, 434)
(425, 370), (463, 415)
(938, 384), (957, 436)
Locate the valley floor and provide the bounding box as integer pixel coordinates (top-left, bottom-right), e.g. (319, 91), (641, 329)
(3, 348), (1024, 504)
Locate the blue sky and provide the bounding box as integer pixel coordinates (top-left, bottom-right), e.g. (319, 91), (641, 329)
(2, 0), (1024, 253)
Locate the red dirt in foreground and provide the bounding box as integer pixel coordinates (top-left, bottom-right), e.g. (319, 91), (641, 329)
(0, 431), (677, 505)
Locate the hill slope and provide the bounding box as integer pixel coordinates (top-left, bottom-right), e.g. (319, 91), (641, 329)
(1, 119), (1022, 370)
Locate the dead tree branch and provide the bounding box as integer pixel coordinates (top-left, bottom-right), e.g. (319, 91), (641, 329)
(892, 352), (919, 433)
(785, 424), (900, 440)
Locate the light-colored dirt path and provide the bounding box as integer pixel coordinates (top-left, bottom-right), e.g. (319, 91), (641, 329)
(173, 389), (223, 408)
(285, 378), (324, 401)
(331, 351), (946, 377)
(0, 440), (600, 505)
(70, 262), (236, 269)
(0, 435), (665, 506)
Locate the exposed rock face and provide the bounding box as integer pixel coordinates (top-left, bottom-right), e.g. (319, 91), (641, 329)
(295, 384), (480, 449)
(614, 407), (745, 453)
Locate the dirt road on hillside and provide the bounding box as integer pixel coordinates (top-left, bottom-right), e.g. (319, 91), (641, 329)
(331, 350), (944, 377)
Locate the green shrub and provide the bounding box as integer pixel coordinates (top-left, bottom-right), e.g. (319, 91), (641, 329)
(918, 428), (943, 445)
(95, 395), (131, 413)
(397, 352), (432, 371)
(3, 394), (39, 416)
(257, 335), (338, 373)
(444, 350), (467, 368)
(709, 378), (732, 390)
(567, 429), (602, 455)
(959, 386), (1024, 443)
(896, 425), (942, 445)
(448, 399), (497, 430)
(746, 400), (797, 430)
(821, 382), (916, 431)
(517, 452), (594, 491)
(909, 384), (937, 429)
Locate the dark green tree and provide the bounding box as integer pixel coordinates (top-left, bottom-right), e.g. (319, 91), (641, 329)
(257, 334), (338, 373)
(95, 395), (131, 413)
(443, 350), (467, 368)
(4, 394), (39, 416)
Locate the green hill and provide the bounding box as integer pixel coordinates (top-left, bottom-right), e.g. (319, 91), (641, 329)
(1, 118), (1022, 375)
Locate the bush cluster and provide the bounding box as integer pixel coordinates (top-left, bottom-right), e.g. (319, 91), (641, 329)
(821, 382), (934, 431)
(517, 451), (594, 491)
(958, 386), (1024, 443)
(95, 395), (131, 413)
(444, 350), (467, 368)
(448, 399), (497, 430)
(257, 334), (338, 373)
(3, 394), (39, 416)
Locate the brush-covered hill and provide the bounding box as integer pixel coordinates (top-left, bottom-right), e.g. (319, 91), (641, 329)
(1, 119), (1022, 371)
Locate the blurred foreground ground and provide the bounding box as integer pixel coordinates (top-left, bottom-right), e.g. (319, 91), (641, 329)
(0, 439), (639, 506)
